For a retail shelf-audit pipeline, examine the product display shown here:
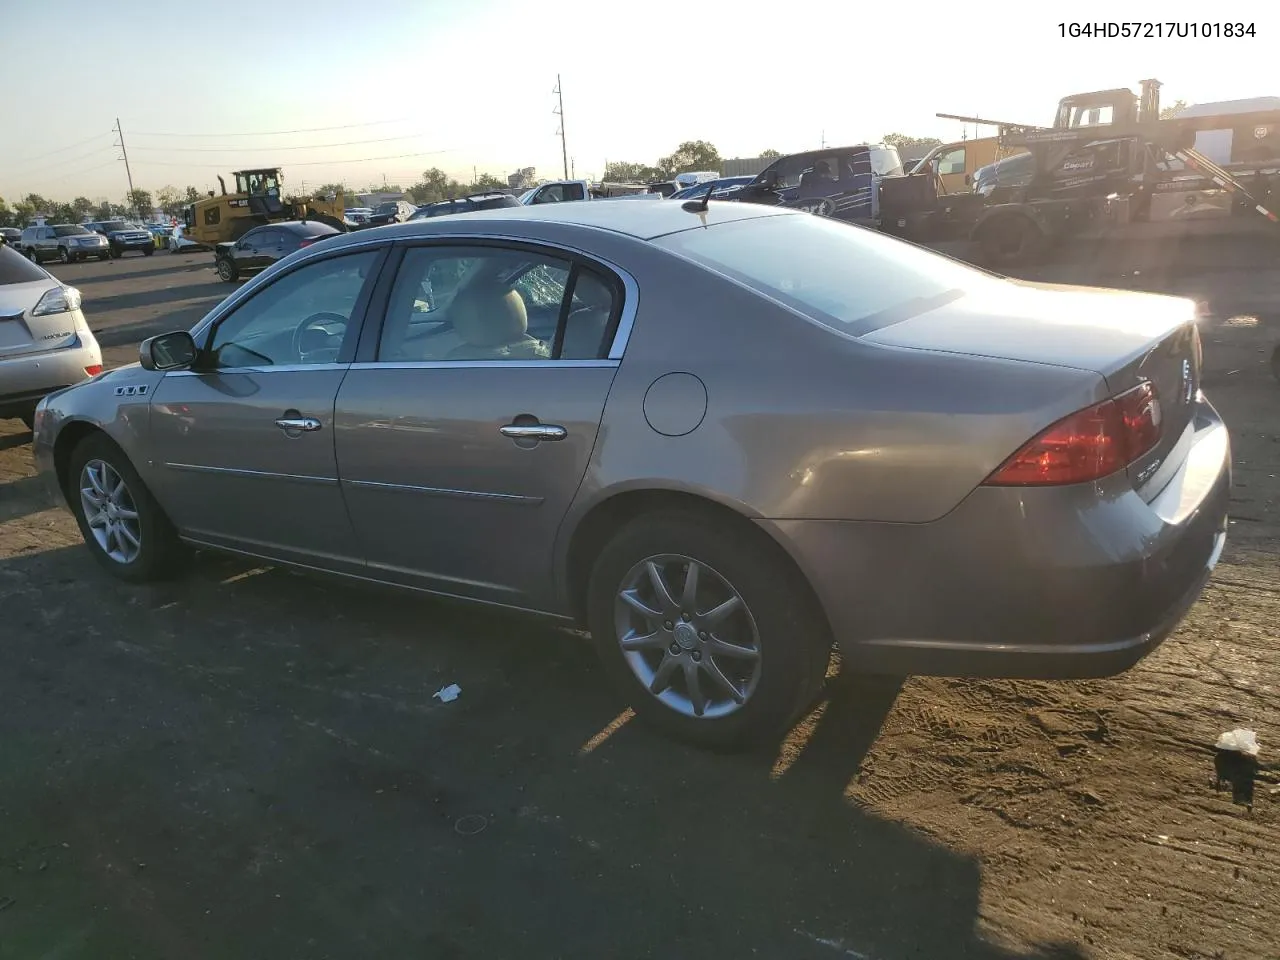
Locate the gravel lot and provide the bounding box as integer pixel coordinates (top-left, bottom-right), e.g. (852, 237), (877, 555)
(1, 246), (1277, 960)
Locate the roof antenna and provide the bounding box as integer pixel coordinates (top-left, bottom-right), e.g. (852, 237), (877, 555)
(681, 180), (714, 214)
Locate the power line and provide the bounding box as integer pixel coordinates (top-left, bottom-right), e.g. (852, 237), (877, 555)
(127, 119), (409, 138)
(3, 131), (112, 166)
(3, 143), (117, 178)
(129, 148), (460, 169)
(128, 134), (428, 153)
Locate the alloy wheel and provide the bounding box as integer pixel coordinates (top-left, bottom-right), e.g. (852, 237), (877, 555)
(614, 554), (762, 719)
(79, 459), (142, 565)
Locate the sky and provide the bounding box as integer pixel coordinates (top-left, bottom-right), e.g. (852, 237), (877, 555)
(2, 0), (1278, 203)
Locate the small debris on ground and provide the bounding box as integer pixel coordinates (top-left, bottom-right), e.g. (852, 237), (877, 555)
(1216, 729), (1260, 756)
(433, 683), (462, 703)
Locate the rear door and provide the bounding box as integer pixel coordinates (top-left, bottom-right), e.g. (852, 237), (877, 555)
(333, 240), (626, 607)
(0, 251), (81, 360)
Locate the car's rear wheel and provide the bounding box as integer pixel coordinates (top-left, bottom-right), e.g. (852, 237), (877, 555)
(26, 248), (38, 263)
(216, 256), (239, 282)
(68, 433), (186, 583)
(587, 510), (830, 750)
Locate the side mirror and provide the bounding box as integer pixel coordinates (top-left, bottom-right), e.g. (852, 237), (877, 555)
(139, 331), (198, 371)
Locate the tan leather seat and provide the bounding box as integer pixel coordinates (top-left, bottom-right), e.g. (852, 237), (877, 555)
(446, 286), (548, 360)
(559, 273), (614, 360)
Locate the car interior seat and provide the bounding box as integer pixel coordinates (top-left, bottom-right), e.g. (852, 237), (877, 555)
(559, 272), (615, 359)
(446, 285), (548, 360)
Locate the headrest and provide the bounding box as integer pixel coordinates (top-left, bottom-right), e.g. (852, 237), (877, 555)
(452, 287), (528, 347)
(574, 272), (613, 311)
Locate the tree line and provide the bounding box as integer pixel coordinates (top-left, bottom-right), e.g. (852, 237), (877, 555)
(0, 186), (205, 228)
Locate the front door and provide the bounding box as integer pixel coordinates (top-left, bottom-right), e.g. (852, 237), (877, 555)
(334, 242), (623, 609)
(147, 247), (384, 570)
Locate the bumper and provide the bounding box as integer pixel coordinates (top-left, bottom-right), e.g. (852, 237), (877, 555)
(0, 331), (103, 417)
(111, 239), (153, 251)
(69, 244), (109, 258)
(765, 399), (1232, 679)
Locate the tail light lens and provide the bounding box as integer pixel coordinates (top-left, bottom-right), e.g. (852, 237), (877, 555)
(84, 364), (103, 376)
(984, 382), (1162, 486)
(32, 285), (82, 316)
(298, 238), (320, 248)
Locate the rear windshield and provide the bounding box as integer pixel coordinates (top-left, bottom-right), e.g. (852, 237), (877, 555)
(654, 213), (997, 336)
(0, 245), (49, 284)
(54, 225), (92, 236)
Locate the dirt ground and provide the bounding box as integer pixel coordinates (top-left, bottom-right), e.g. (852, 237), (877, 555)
(0, 248), (1277, 960)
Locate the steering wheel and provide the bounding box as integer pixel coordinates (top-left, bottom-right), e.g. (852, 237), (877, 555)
(292, 312), (348, 362)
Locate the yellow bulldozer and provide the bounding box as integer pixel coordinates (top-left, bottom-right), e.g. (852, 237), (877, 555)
(183, 168), (348, 245)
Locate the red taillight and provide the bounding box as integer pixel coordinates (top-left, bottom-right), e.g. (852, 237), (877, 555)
(298, 238), (318, 248)
(984, 382), (1161, 486)
(84, 364), (103, 376)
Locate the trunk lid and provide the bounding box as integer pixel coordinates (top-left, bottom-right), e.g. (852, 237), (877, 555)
(861, 279), (1201, 500)
(0, 256), (80, 359)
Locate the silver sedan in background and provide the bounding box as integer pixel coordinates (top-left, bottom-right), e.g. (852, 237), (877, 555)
(0, 246), (103, 428)
(31, 202), (1229, 749)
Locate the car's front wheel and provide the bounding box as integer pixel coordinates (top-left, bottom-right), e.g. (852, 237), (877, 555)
(26, 248), (38, 263)
(68, 433), (186, 583)
(143, 246), (154, 256)
(58, 246), (70, 264)
(216, 256), (239, 282)
(587, 510), (830, 750)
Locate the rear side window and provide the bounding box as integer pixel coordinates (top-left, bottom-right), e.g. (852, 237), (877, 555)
(655, 214), (998, 337)
(0, 246), (49, 284)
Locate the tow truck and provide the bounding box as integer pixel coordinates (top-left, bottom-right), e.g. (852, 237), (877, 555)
(879, 79), (1280, 267)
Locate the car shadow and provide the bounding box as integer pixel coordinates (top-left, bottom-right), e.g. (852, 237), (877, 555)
(54, 262), (212, 286)
(84, 282), (227, 317)
(0, 547), (1089, 960)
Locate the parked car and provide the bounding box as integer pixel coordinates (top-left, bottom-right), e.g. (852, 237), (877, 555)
(20, 223), (111, 263)
(344, 207), (373, 228)
(0, 245), (102, 428)
(85, 219), (156, 258)
(971, 151), (1036, 201)
(212, 220), (341, 282)
(668, 177), (754, 201)
(408, 193), (521, 220)
(0, 227), (21, 248)
(363, 200), (417, 227)
(31, 202), (1228, 750)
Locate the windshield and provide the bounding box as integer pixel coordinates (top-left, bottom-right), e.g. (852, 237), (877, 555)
(375, 202), (399, 214)
(53, 225), (92, 236)
(654, 213), (997, 337)
(99, 220), (129, 231)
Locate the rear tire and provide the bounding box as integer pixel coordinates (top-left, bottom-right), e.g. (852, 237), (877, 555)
(978, 215), (1046, 267)
(26, 248), (38, 263)
(586, 509), (830, 750)
(67, 432), (187, 583)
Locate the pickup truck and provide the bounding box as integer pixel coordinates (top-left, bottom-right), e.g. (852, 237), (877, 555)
(518, 180), (654, 205)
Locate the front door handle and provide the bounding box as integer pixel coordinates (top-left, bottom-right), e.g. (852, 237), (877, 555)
(500, 423), (567, 441)
(275, 416), (322, 434)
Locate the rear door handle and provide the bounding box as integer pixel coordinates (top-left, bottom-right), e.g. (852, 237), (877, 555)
(275, 416), (322, 434)
(500, 423), (567, 441)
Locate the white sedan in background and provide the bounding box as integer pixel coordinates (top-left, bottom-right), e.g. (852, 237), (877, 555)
(168, 225), (208, 254)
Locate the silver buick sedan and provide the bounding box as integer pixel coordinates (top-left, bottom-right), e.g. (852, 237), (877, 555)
(32, 201), (1230, 748)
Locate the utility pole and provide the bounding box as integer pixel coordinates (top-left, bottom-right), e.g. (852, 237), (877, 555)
(553, 74), (569, 180)
(113, 117), (136, 215)
(473, 165), (478, 184)
(820, 129), (826, 149)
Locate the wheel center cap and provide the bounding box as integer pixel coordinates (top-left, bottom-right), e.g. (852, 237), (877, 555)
(673, 622), (698, 651)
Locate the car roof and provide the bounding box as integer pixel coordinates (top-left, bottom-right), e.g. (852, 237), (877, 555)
(346, 198), (794, 242)
(249, 220), (338, 236)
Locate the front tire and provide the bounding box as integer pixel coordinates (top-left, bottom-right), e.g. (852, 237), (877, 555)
(67, 433), (187, 583)
(587, 510), (830, 750)
(58, 246), (70, 264)
(143, 245), (154, 256)
(216, 256), (239, 282)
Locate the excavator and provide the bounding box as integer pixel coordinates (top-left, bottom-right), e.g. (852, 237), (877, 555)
(183, 168), (348, 245)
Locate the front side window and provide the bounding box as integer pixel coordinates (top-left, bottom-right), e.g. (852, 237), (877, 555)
(937, 147), (966, 176)
(206, 250), (378, 368)
(655, 214), (997, 338)
(376, 246), (618, 362)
